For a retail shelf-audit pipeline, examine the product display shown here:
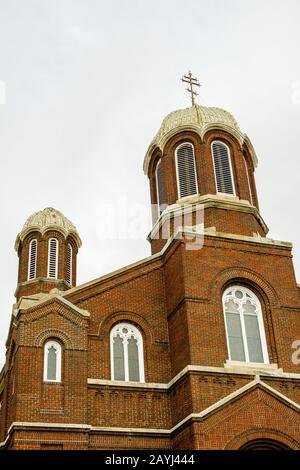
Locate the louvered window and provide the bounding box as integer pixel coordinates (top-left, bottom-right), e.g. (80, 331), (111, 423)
(48, 238), (58, 279)
(28, 239), (37, 280)
(67, 244), (72, 285)
(44, 340), (62, 382)
(212, 141), (235, 195)
(223, 286), (269, 364)
(155, 159), (165, 215)
(176, 143), (198, 198)
(111, 323), (145, 382)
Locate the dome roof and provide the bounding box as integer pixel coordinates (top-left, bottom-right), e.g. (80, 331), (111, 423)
(15, 207), (82, 250)
(143, 104), (258, 174)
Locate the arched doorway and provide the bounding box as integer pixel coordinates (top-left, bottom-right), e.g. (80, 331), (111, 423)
(240, 439), (291, 450)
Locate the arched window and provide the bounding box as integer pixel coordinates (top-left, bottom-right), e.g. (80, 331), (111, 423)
(43, 340), (62, 382)
(28, 239), (37, 280)
(67, 243), (72, 285)
(48, 238), (58, 279)
(212, 141), (235, 196)
(223, 286), (269, 364)
(110, 323), (145, 382)
(175, 143), (198, 199)
(155, 158), (165, 215)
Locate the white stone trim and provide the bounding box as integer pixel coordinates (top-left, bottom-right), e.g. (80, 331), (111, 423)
(147, 194), (270, 242)
(88, 378), (168, 389)
(14, 293), (90, 318)
(2, 378), (300, 447)
(88, 363), (300, 391)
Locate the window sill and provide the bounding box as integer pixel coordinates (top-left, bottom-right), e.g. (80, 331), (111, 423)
(43, 380), (62, 384)
(224, 360), (280, 373)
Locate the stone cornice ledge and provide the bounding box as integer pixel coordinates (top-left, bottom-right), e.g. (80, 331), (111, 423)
(2, 377), (300, 448)
(13, 294), (90, 318)
(88, 364), (300, 391)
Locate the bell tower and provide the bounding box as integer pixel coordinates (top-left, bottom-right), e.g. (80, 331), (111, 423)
(15, 207), (82, 301)
(144, 73), (267, 254)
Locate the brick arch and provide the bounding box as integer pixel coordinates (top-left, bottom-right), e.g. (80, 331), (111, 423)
(34, 329), (73, 349)
(209, 267), (279, 364)
(98, 311), (154, 344)
(225, 428), (300, 450)
(203, 128), (243, 151)
(209, 267), (280, 307)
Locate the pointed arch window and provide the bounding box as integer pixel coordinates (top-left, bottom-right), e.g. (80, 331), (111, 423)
(110, 323), (145, 382)
(67, 243), (72, 285)
(223, 286), (269, 364)
(28, 239), (37, 280)
(212, 141), (235, 196)
(43, 340), (62, 382)
(175, 143), (198, 199)
(48, 238), (58, 279)
(155, 158), (165, 215)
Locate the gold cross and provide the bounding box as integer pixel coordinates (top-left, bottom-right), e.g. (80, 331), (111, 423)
(181, 71), (201, 106)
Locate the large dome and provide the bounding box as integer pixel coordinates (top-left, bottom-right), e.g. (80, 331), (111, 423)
(15, 207), (82, 250)
(143, 104), (257, 174)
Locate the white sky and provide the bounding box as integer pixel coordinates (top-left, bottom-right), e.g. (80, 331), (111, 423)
(0, 0), (300, 367)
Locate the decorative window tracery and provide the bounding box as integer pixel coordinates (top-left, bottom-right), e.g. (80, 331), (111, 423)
(110, 323), (144, 382)
(223, 286), (269, 364)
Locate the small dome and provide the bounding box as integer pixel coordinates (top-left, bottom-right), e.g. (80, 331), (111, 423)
(143, 104), (257, 174)
(15, 207), (82, 251)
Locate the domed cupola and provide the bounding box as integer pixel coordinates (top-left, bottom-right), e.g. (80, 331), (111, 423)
(144, 79), (268, 254)
(15, 207), (82, 300)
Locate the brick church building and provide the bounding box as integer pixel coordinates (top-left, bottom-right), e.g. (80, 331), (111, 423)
(1, 95), (300, 450)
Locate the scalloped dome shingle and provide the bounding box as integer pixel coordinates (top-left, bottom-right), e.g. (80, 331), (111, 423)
(15, 207), (82, 250)
(143, 104), (257, 174)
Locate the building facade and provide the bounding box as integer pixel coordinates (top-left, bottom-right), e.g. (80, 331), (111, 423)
(1, 103), (300, 450)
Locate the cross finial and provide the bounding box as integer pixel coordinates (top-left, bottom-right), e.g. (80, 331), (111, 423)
(181, 70), (201, 106)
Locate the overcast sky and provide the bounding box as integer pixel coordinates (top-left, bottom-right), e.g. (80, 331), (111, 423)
(0, 0), (300, 367)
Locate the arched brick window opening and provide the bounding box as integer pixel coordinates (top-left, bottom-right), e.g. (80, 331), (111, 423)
(175, 143), (198, 199)
(43, 340), (62, 382)
(110, 323), (145, 382)
(223, 285), (269, 364)
(211, 140), (235, 196)
(240, 439), (291, 450)
(27, 239), (37, 280)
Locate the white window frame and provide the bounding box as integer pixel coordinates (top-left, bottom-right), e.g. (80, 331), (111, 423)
(43, 340), (62, 382)
(211, 140), (236, 197)
(67, 243), (73, 285)
(27, 239), (37, 280)
(222, 285), (269, 364)
(110, 322), (145, 383)
(175, 142), (198, 200)
(47, 238), (58, 279)
(155, 158), (163, 217)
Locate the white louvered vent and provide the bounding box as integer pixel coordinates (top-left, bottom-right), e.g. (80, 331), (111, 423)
(67, 243), (72, 285)
(28, 239), (37, 280)
(48, 238), (58, 279)
(176, 143), (198, 198)
(212, 141), (235, 195)
(156, 159), (165, 215)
